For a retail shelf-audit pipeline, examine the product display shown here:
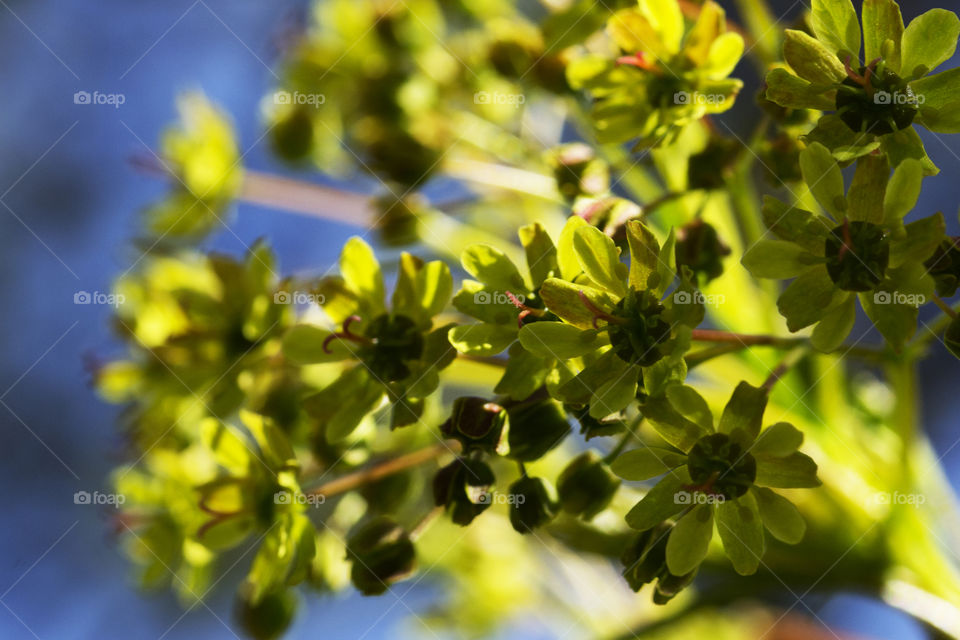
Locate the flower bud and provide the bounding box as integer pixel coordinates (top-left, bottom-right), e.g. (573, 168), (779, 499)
(433, 457), (496, 526)
(675, 219), (731, 283)
(346, 516), (417, 595)
(925, 239), (960, 298)
(236, 589), (297, 640)
(440, 397), (510, 455)
(505, 399), (571, 461)
(620, 523), (696, 604)
(556, 451), (621, 520)
(546, 143), (610, 202)
(509, 476), (558, 534)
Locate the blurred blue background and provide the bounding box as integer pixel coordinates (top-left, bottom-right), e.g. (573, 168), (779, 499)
(0, 1), (957, 638)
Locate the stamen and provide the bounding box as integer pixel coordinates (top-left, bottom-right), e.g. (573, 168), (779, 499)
(322, 315), (369, 353)
(506, 291), (545, 329)
(577, 290), (626, 328)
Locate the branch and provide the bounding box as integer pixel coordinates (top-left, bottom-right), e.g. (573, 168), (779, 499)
(304, 441), (459, 498)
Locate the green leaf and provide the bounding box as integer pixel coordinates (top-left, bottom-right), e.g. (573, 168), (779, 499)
(703, 32), (745, 80)
(519, 223), (559, 289)
(863, 0), (904, 73)
(810, 0), (861, 58)
(665, 384), (714, 432)
(802, 115), (881, 163)
(890, 213), (946, 269)
(448, 323), (517, 357)
(452, 280), (515, 325)
(655, 228), (677, 298)
(557, 216), (588, 281)
(718, 381), (768, 445)
(859, 288), (918, 351)
(911, 68), (960, 134)
(716, 492), (765, 575)
(811, 293), (855, 352)
(783, 29), (847, 85)
(799, 143), (846, 219)
(611, 447), (688, 481)
(638, 0), (684, 54)
(413, 261), (452, 323)
(641, 397), (708, 453)
(882, 127), (939, 176)
(557, 349), (629, 405)
(306, 366), (385, 442)
(761, 196), (832, 254)
(846, 153), (889, 223)
(900, 9), (960, 79)
(753, 487), (806, 544)
(392, 253), (424, 320)
(340, 237), (385, 314)
(883, 159), (924, 223)
(764, 68), (835, 111)
(200, 419), (250, 474)
(608, 9), (669, 60)
(741, 240), (818, 279)
(518, 322), (602, 360)
(495, 343), (552, 402)
(240, 410), (296, 470)
(683, 0), (725, 65)
(626, 220), (662, 292)
(540, 278), (617, 329)
(666, 504), (714, 575)
(572, 226), (627, 297)
(751, 422), (804, 458)
(461, 244), (527, 294)
(624, 469), (691, 531)
(755, 452), (821, 488)
(777, 265), (841, 332)
(282, 325), (352, 364)
(642, 349), (688, 398)
(589, 365), (640, 419)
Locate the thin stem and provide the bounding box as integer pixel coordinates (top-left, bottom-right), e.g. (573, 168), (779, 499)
(932, 295), (959, 319)
(409, 506), (443, 541)
(305, 441), (459, 497)
(604, 425), (638, 464)
(762, 346), (807, 392)
(690, 329), (804, 347)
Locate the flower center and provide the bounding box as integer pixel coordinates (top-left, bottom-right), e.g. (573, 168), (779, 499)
(362, 313), (424, 382)
(834, 62), (918, 135)
(607, 290), (672, 366)
(824, 221), (890, 292)
(686, 433), (756, 500)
